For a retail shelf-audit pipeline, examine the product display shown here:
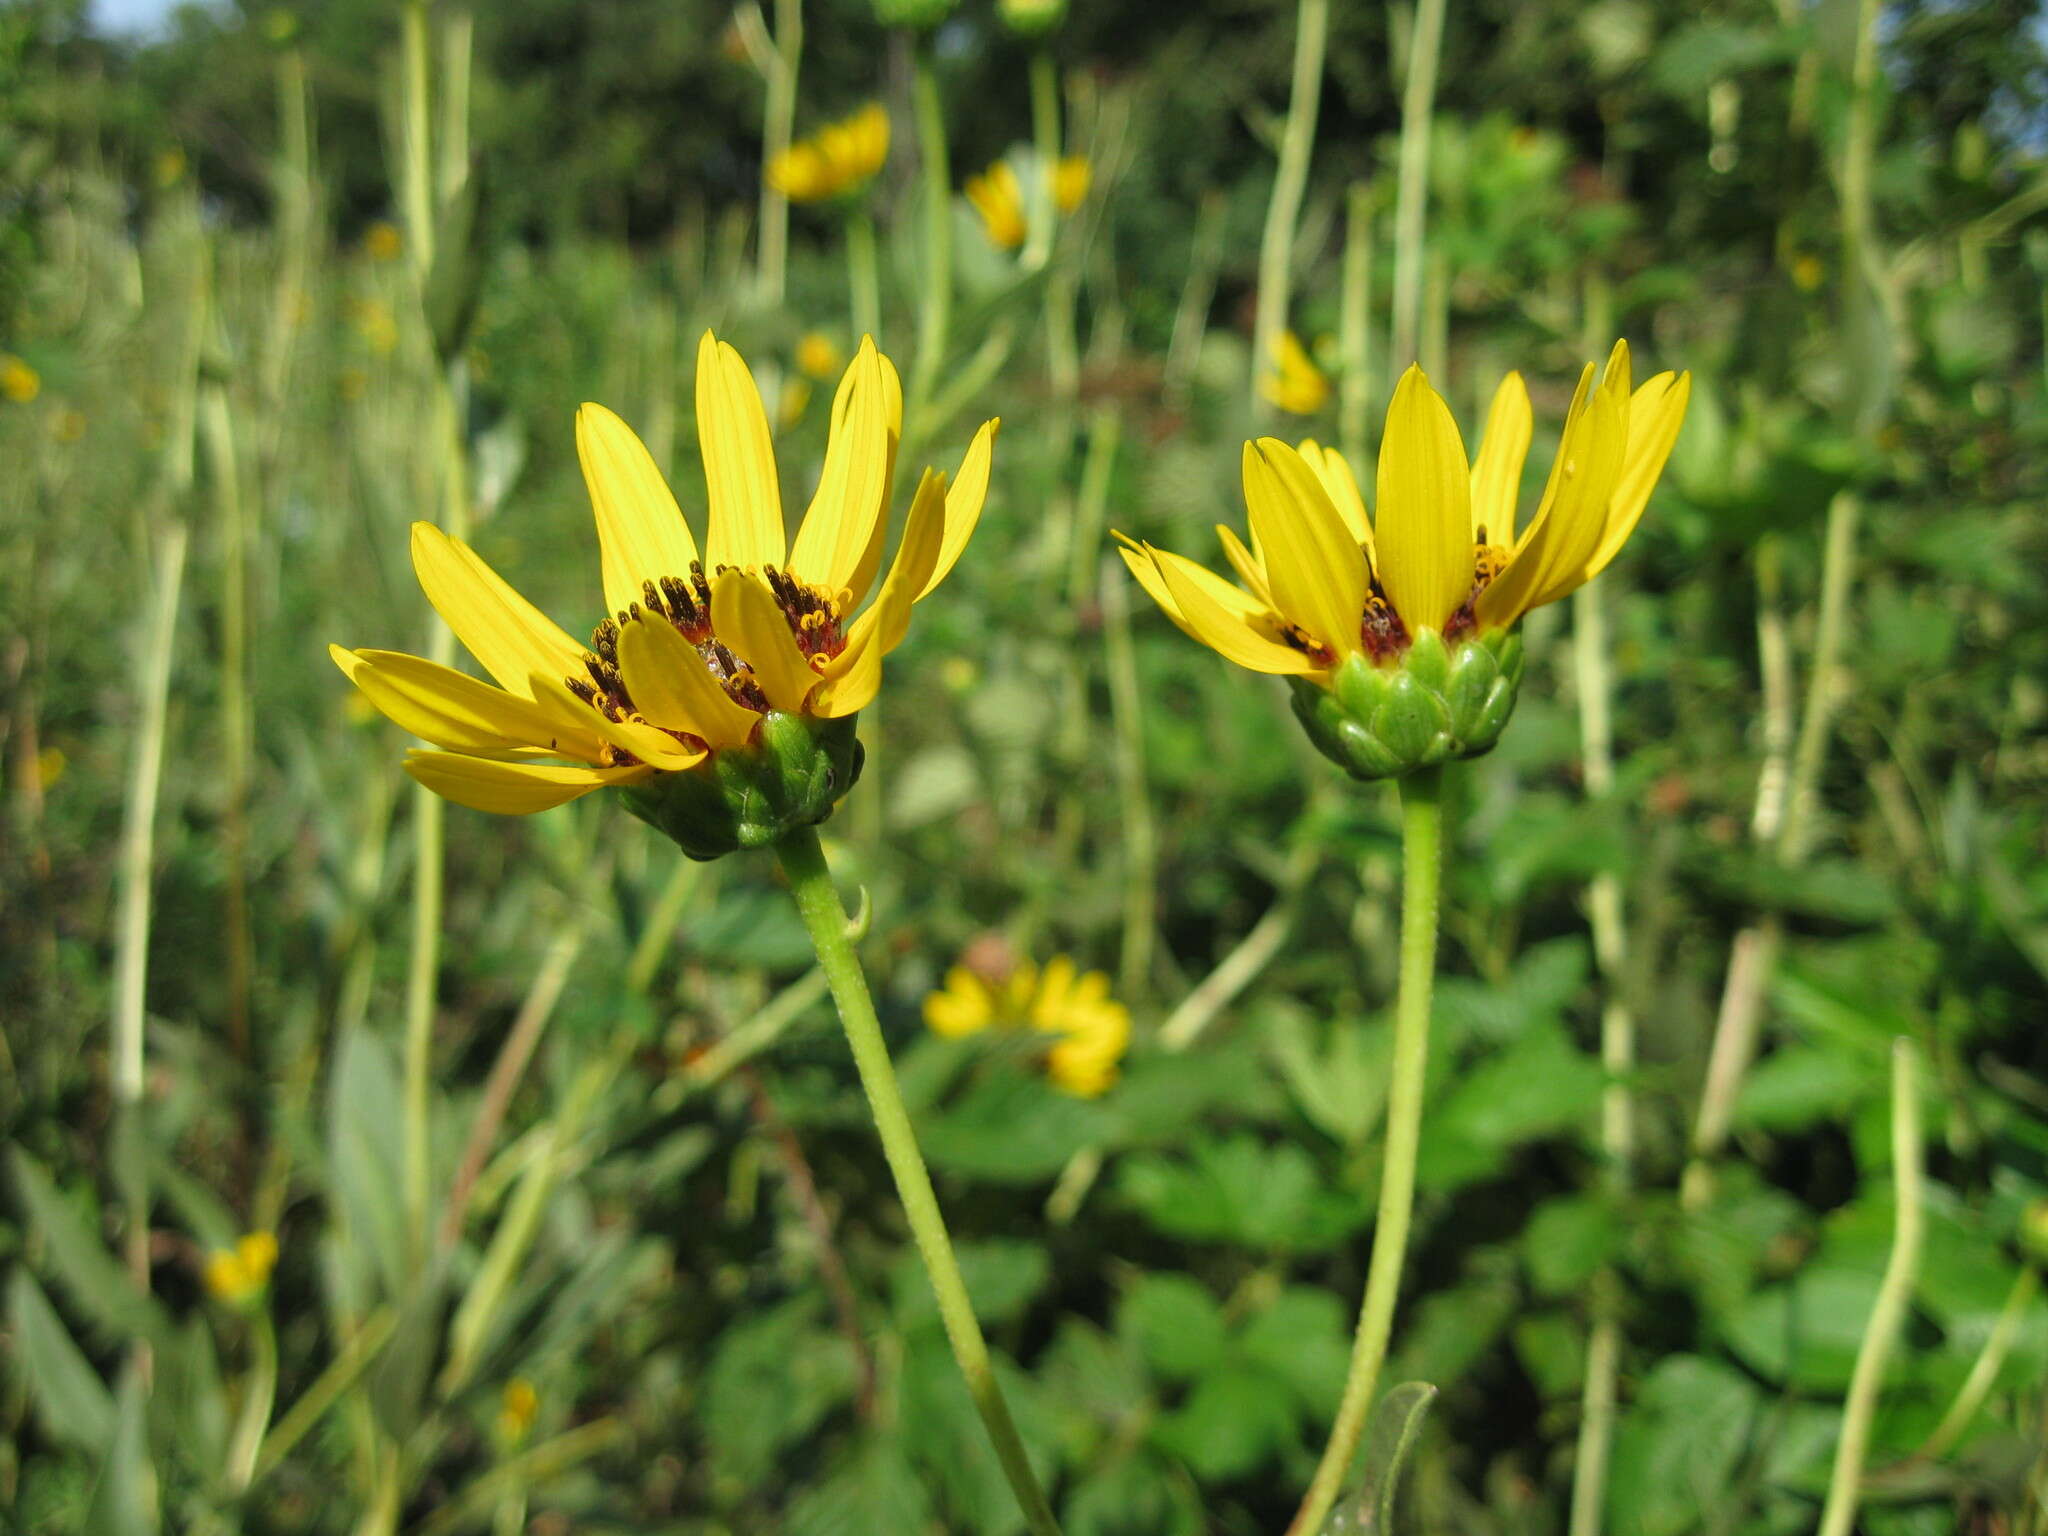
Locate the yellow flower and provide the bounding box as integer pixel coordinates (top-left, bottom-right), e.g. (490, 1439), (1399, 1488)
(352, 298), (399, 355)
(333, 332), (997, 821)
(1052, 155), (1091, 214)
(922, 955), (1131, 1098)
(35, 746), (67, 790)
(768, 104), (890, 204)
(154, 146), (187, 187)
(1259, 331), (1330, 416)
(796, 332), (844, 382)
(364, 221), (404, 262)
(1120, 342), (1690, 682)
(1, 354), (41, 403)
(203, 1231), (279, 1306)
(496, 1378), (539, 1443)
(778, 375), (812, 430)
(965, 161), (1028, 250)
(1790, 253), (1824, 291)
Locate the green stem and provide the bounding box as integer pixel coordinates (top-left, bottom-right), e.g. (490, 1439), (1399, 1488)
(907, 43), (954, 428)
(774, 826), (1062, 1536)
(1817, 1038), (1925, 1536)
(757, 0), (802, 305)
(1914, 1263), (2039, 1463)
(1024, 49), (1061, 271)
(1389, 0), (1447, 380)
(1249, 0), (1330, 417)
(846, 207), (882, 343)
(1338, 181), (1374, 468)
(1287, 765), (1443, 1536)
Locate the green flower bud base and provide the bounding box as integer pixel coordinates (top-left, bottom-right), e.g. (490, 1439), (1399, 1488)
(1290, 627), (1525, 783)
(620, 711), (864, 861)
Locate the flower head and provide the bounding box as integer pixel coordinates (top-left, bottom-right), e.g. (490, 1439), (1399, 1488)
(1119, 343), (1689, 779)
(966, 161), (1028, 250)
(768, 104), (890, 204)
(1259, 331), (1330, 416)
(1053, 155), (1091, 214)
(364, 220), (404, 262)
(1, 354), (41, 404)
(924, 954), (1131, 1097)
(203, 1231), (279, 1306)
(496, 1378), (539, 1444)
(796, 331), (844, 381)
(334, 332), (997, 857)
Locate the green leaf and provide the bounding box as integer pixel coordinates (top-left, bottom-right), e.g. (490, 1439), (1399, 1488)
(1512, 1312), (1587, 1401)
(1522, 1195), (1624, 1296)
(1734, 1046), (1882, 1132)
(1419, 1025), (1605, 1191)
(894, 1239), (1051, 1330)
(1152, 1366), (1296, 1481)
(7, 1269), (114, 1451)
(9, 1149), (169, 1350)
(82, 1360), (158, 1536)
(1323, 1381), (1436, 1535)
(1235, 1286), (1351, 1416)
(784, 1440), (932, 1536)
(1117, 1135), (1366, 1254)
(324, 1028), (409, 1308)
(1117, 1273), (1229, 1383)
(1063, 1450), (1203, 1536)
(701, 1296), (859, 1493)
(921, 1069), (1110, 1183)
(1723, 1266), (1884, 1392)
(1608, 1355), (1762, 1536)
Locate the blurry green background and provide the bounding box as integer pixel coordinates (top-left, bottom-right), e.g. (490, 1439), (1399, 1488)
(4, 0), (2048, 1532)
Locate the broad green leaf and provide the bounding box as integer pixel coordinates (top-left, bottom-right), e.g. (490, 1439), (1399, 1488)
(1117, 1273), (1229, 1383)
(8, 1269), (114, 1451)
(784, 1441), (932, 1536)
(9, 1149), (169, 1350)
(700, 1296), (858, 1492)
(1235, 1286), (1350, 1416)
(1522, 1195), (1624, 1296)
(82, 1359), (158, 1536)
(1152, 1366), (1296, 1481)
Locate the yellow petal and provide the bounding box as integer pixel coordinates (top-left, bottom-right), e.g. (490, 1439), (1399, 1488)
(525, 674), (707, 770)
(577, 403), (700, 619)
(788, 339), (889, 597)
(403, 750), (651, 815)
(409, 524), (588, 699)
(1146, 542), (1324, 676)
(614, 615), (761, 751)
(1475, 366), (1628, 627)
(710, 569), (817, 714)
(696, 331), (785, 572)
(1469, 372), (1531, 543)
(917, 418), (998, 601)
(924, 969), (994, 1037)
(1374, 366), (1473, 636)
(333, 645), (602, 759)
(1297, 438), (1373, 553)
(1215, 523), (1273, 606)
(1243, 439), (1364, 658)
(814, 469), (947, 717)
(1581, 371), (1691, 580)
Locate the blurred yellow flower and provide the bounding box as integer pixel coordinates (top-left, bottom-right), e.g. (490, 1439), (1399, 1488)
(778, 374), (812, 430)
(965, 161), (1028, 250)
(1120, 342), (1690, 683)
(1053, 155), (1091, 214)
(364, 221), (404, 263)
(1259, 331), (1331, 416)
(797, 332), (844, 382)
(203, 1231), (279, 1306)
(154, 146), (187, 187)
(2, 354), (42, 403)
(35, 746), (67, 790)
(496, 1378), (539, 1443)
(333, 332), (997, 818)
(768, 104), (890, 204)
(1790, 253), (1824, 291)
(923, 955), (1131, 1097)
(352, 298), (400, 355)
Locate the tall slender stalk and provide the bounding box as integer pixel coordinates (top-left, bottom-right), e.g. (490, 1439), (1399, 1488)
(1389, 0), (1448, 379)
(1024, 50), (1062, 272)
(1287, 766), (1444, 1536)
(756, 0), (802, 304)
(1338, 182), (1375, 468)
(907, 43), (954, 427)
(199, 374), (253, 1062)
(1568, 578), (1631, 1536)
(1249, 0), (1330, 417)
(1817, 1039), (1925, 1536)
(846, 208), (882, 342)
(1163, 192), (1227, 407)
(1102, 549), (1155, 1001)
(774, 827), (1063, 1536)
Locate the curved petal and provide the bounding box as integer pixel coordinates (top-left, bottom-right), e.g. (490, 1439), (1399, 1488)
(1469, 371), (1531, 544)
(614, 615), (761, 751)
(1242, 439), (1365, 658)
(525, 674), (707, 770)
(813, 468), (947, 716)
(1374, 366), (1472, 636)
(1215, 523), (1273, 607)
(1146, 542), (1324, 676)
(789, 338), (889, 597)
(1296, 438), (1373, 553)
(403, 750), (652, 815)
(917, 418), (998, 601)
(696, 331), (785, 572)
(1474, 364), (1628, 627)
(409, 523), (587, 699)
(710, 568), (817, 714)
(333, 645), (603, 760)
(923, 969), (994, 1037)
(577, 402), (700, 619)
(1581, 371), (1690, 581)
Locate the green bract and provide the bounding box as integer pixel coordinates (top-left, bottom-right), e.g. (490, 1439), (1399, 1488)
(620, 711), (864, 861)
(1289, 627), (1525, 783)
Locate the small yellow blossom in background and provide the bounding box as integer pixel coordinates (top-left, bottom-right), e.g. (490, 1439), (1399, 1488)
(51, 409), (86, 444)
(203, 1231), (279, 1306)
(777, 374), (812, 431)
(262, 7), (298, 43)
(2, 354), (42, 403)
(923, 955), (1131, 1097)
(1259, 330), (1330, 416)
(364, 221), (404, 263)
(36, 747), (67, 790)
(1052, 155), (1092, 214)
(796, 331), (844, 382)
(966, 161), (1028, 250)
(351, 298), (400, 355)
(496, 1378), (539, 1444)
(154, 146), (187, 186)
(1790, 253), (1825, 291)
(768, 103), (890, 204)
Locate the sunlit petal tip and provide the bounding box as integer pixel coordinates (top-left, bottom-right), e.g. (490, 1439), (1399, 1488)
(1375, 367), (1472, 636)
(407, 522), (588, 698)
(577, 400), (700, 617)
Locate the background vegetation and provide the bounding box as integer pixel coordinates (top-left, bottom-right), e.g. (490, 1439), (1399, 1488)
(4, 0), (2048, 1532)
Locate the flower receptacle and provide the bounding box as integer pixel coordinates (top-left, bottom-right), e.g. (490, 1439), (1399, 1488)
(1291, 627), (1525, 783)
(620, 711), (865, 861)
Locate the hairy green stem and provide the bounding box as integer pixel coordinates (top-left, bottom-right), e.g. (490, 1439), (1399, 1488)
(907, 44), (954, 427)
(1287, 765), (1443, 1536)
(1250, 0), (1329, 417)
(1389, 0), (1448, 378)
(775, 826), (1062, 1536)
(1818, 1038), (1925, 1536)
